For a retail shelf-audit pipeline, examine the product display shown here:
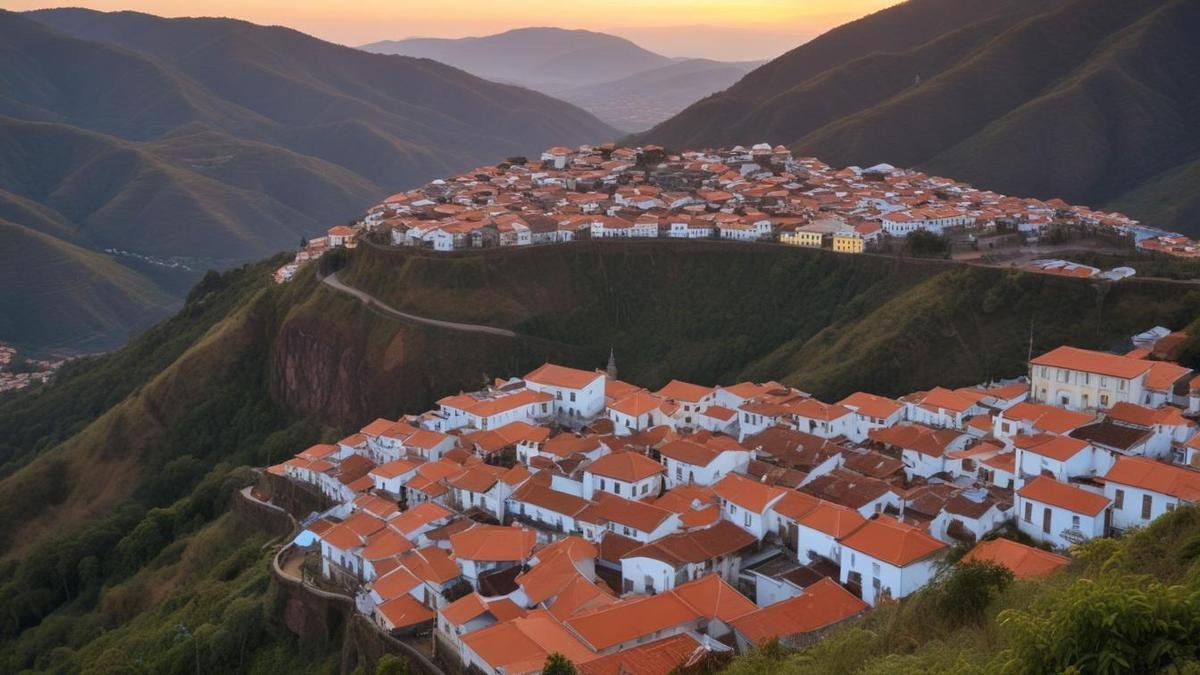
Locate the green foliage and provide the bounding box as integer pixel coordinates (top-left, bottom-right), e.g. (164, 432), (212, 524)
(543, 652), (578, 675)
(929, 561), (1013, 626)
(998, 576), (1200, 674)
(904, 230), (951, 258)
(374, 654), (409, 675)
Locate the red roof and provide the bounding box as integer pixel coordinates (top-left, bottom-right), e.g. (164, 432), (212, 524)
(731, 578), (867, 644)
(586, 451), (665, 482)
(450, 525), (537, 562)
(961, 538), (1070, 579)
(839, 515), (947, 566)
(655, 379), (714, 402)
(1031, 346), (1151, 379)
(578, 633), (704, 675)
(1103, 455), (1200, 501)
(712, 473), (786, 513)
(525, 363), (603, 389)
(1018, 476), (1110, 515)
(376, 595), (435, 629)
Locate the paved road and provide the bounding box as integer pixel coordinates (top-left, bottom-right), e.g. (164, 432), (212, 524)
(321, 272), (518, 338)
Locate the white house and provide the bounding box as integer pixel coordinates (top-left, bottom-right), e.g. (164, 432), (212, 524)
(582, 451), (665, 500)
(838, 392), (906, 443)
(524, 363), (606, 421)
(1015, 435), (1096, 486)
(1102, 455), (1200, 531)
(658, 438), (750, 488)
(838, 516), (947, 606)
(1015, 476), (1110, 548)
(619, 520), (757, 595)
(712, 473), (787, 540)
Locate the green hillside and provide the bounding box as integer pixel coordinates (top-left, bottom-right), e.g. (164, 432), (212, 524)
(0, 8), (616, 353)
(636, 0), (1200, 235)
(2, 242), (1199, 672)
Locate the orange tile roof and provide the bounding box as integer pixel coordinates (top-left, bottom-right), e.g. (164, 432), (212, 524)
(670, 573), (755, 622)
(388, 502), (452, 536)
(731, 578), (867, 645)
(1031, 346), (1151, 379)
(1018, 476), (1110, 515)
(609, 390), (663, 416)
(398, 546), (460, 585)
(1023, 435), (1091, 462)
(712, 472), (787, 513)
(839, 515), (947, 566)
(371, 566), (421, 601)
(516, 549), (589, 605)
(1002, 402), (1097, 434)
(655, 379), (714, 402)
(623, 520), (756, 566)
(1145, 361), (1193, 391)
(566, 592), (699, 651)
(838, 392), (904, 419)
(586, 451), (665, 482)
(1103, 455), (1200, 501)
(961, 538), (1070, 579)
(525, 363), (603, 389)
(578, 633), (704, 675)
(584, 493), (675, 533)
(371, 458), (419, 480)
(450, 525), (537, 562)
(509, 481), (590, 516)
(362, 528), (415, 561)
(771, 490), (822, 521)
(376, 595), (435, 629)
(462, 609), (597, 673)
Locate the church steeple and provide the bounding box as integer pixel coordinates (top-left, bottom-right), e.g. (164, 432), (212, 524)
(606, 348), (618, 380)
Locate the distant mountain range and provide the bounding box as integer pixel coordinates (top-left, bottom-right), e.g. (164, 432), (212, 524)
(0, 9), (616, 353)
(359, 27), (761, 131)
(635, 0), (1200, 236)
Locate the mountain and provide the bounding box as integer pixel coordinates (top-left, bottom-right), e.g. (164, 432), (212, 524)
(556, 58), (763, 132)
(635, 0), (1200, 235)
(360, 27), (759, 131)
(0, 9), (616, 353)
(2, 240), (1200, 671)
(360, 27), (672, 91)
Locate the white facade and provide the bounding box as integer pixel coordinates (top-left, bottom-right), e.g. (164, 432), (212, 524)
(1016, 494), (1108, 549)
(838, 547), (940, 607)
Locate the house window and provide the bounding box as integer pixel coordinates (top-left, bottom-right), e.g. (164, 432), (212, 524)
(1101, 394), (1110, 407)
(1071, 515), (1080, 530)
(570, 392), (577, 402)
(641, 483), (649, 495)
(744, 512), (751, 527)
(1142, 494), (1152, 520)
(1114, 489), (1124, 509)
(600, 479), (606, 491)
(1042, 508), (1052, 534)
(871, 562), (880, 576)
(614, 483), (622, 495)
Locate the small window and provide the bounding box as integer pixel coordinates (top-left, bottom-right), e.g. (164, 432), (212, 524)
(1071, 515), (1080, 529)
(744, 512), (751, 527)
(1114, 489), (1124, 509)
(1142, 494), (1152, 520)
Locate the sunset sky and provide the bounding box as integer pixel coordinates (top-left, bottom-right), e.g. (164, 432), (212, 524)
(10, 0), (902, 60)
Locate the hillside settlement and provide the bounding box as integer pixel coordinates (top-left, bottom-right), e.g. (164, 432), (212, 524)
(263, 327), (1200, 674)
(274, 143), (1172, 284)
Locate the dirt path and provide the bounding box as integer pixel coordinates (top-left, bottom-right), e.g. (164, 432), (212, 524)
(321, 272), (519, 338)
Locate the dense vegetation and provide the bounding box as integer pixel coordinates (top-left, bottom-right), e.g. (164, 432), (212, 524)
(636, 0), (1200, 236)
(726, 507), (1200, 674)
(0, 8), (615, 353)
(2, 242), (1199, 673)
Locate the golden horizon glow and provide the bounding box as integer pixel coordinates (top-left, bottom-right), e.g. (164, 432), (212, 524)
(8, 0), (901, 60)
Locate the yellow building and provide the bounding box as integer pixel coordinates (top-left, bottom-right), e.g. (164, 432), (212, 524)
(832, 232), (864, 253)
(781, 229), (824, 248)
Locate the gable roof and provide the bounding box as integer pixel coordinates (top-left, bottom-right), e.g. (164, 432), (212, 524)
(731, 578), (867, 645)
(712, 473), (787, 513)
(450, 525), (537, 562)
(463, 609), (596, 673)
(655, 379), (714, 402)
(565, 593), (698, 652)
(525, 363), (603, 389)
(1017, 476), (1110, 515)
(1103, 456), (1200, 501)
(839, 515), (947, 566)
(578, 633), (705, 675)
(961, 538), (1070, 579)
(1031, 346), (1151, 379)
(796, 500), (867, 538)
(586, 451), (665, 482)
(622, 520), (757, 566)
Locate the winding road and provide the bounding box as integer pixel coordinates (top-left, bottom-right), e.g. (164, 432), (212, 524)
(321, 272), (519, 338)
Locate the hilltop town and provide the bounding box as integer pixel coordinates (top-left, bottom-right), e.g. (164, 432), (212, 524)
(0, 344), (66, 394)
(274, 143), (1163, 284)
(260, 326), (1200, 674)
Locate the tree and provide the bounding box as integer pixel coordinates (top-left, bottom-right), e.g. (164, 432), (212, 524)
(905, 229), (951, 258)
(543, 652), (577, 675)
(374, 654), (409, 675)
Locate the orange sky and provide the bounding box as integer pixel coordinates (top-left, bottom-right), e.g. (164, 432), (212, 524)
(10, 1), (901, 60)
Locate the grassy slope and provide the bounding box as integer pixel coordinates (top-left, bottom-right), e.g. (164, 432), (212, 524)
(0, 217), (175, 353)
(2, 243), (1199, 672)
